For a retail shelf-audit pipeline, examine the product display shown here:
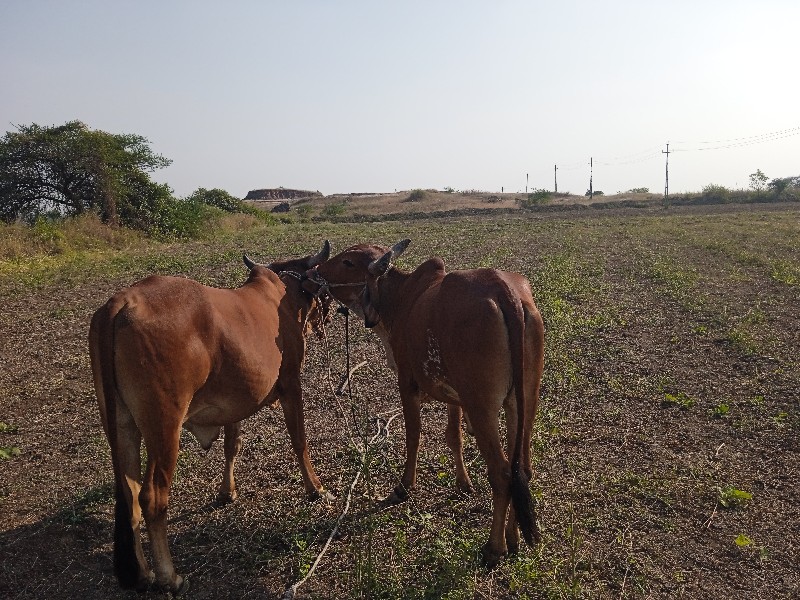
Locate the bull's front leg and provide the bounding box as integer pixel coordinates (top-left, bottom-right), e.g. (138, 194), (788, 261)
(388, 385), (423, 503)
(279, 380), (333, 501)
(216, 421), (242, 505)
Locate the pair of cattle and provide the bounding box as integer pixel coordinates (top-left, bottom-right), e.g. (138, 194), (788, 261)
(89, 239), (545, 594)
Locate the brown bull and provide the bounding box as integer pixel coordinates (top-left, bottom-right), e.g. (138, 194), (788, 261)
(89, 242), (332, 594)
(306, 240), (544, 565)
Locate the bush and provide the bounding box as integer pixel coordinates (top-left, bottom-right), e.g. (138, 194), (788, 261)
(151, 199), (222, 240)
(702, 184), (731, 203)
(627, 187), (649, 193)
(321, 202), (347, 218)
(405, 189), (426, 202)
(519, 189), (552, 209)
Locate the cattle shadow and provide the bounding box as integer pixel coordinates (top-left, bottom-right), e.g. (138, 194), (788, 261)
(0, 480), (395, 599)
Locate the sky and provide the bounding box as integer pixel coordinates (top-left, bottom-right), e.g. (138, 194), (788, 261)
(2, 1), (799, 198)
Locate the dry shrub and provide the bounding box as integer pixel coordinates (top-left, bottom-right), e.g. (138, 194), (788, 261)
(218, 213), (261, 233)
(0, 214), (144, 260)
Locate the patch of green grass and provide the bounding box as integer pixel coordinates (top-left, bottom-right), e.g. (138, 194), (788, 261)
(770, 260), (799, 286)
(718, 486), (752, 509)
(661, 392), (694, 409)
(0, 422), (19, 434)
(54, 482), (114, 525)
(711, 403), (730, 418)
(0, 446), (21, 459)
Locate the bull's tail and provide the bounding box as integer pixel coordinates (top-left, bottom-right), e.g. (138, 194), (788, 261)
(89, 300), (141, 589)
(497, 285), (541, 547)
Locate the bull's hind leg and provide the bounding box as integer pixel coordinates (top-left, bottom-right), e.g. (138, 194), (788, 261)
(445, 404), (474, 494)
(140, 417), (187, 595)
(467, 404), (512, 568)
(217, 421), (242, 504)
(503, 391), (521, 554)
(114, 403), (153, 590)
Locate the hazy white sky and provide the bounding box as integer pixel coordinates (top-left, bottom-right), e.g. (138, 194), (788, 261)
(2, 1), (798, 197)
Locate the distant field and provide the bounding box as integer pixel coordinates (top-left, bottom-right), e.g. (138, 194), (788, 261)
(1, 204), (798, 599)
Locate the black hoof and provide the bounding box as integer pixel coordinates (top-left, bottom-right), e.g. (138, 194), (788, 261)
(214, 490), (237, 506)
(481, 544), (506, 569)
(386, 485), (409, 504)
(308, 488), (336, 502)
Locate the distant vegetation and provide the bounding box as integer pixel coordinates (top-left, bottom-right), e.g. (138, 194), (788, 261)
(2, 121), (799, 240)
(519, 188), (552, 209)
(0, 121), (271, 240)
(404, 189), (426, 202)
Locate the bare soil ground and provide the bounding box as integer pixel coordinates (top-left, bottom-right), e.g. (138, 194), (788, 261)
(1, 202), (798, 599)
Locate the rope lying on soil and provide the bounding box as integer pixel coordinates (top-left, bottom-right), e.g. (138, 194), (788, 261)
(281, 412), (401, 600)
(282, 307), (401, 600)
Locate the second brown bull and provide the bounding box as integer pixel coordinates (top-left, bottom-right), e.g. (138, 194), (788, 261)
(305, 239), (545, 566)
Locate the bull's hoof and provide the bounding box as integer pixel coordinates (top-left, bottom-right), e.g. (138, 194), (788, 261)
(386, 485), (409, 504)
(308, 488), (336, 502)
(172, 575), (189, 597)
(481, 544), (506, 570)
(456, 481), (476, 495)
(154, 574), (188, 597)
(135, 570), (155, 593)
(215, 489), (238, 506)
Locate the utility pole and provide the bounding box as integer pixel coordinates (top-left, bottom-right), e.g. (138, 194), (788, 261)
(526, 173), (528, 194)
(589, 157), (593, 199)
(662, 143), (670, 199)
(554, 164), (558, 193)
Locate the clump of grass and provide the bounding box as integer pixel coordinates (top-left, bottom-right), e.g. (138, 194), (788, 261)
(662, 392), (694, 409)
(718, 486), (752, 509)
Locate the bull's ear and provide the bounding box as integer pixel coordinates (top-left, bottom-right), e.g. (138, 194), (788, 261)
(243, 253), (257, 270)
(310, 240), (331, 266)
(368, 250), (393, 277)
(391, 239), (411, 259)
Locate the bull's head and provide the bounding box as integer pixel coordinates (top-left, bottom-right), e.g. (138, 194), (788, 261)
(243, 240), (333, 336)
(306, 239), (410, 328)
(242, 239), (330, 274)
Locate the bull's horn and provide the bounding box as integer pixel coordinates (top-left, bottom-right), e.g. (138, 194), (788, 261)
(310, 240), (331, 266)
(391, 239), (411, 258)
(243, 253), (259, 270)
(368, 251), (393, 277)
(367, 239), (411, 277)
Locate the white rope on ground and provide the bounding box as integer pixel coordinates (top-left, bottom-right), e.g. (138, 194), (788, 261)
(281, 411), (402, 600)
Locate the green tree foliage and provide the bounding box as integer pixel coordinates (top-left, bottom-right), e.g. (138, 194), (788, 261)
(0, 121), (172, 225)
(768, 175), (800, 195)
(749, 169), (768, 192)
(186, 187), (243, 212)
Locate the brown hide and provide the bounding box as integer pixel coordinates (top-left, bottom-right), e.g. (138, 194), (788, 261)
(307, 242), (544, 565)
(89, 244), (329, 593)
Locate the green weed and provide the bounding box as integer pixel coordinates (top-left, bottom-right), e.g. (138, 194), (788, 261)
(718, 487), (752, 509)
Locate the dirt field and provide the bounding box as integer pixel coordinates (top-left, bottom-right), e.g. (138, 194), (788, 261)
(1, 203), (798, 598)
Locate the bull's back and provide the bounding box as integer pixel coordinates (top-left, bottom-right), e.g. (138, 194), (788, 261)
(403, 268), (530, 397)
(106, 276), (285, 422)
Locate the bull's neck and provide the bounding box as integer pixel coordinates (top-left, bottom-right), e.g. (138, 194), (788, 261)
(376, 267), (410, 332)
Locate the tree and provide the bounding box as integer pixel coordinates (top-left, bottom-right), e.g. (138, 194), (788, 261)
(749, 169), (768, 192)
(185, 187), (243, 212)
(0, 121), (172, 224)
